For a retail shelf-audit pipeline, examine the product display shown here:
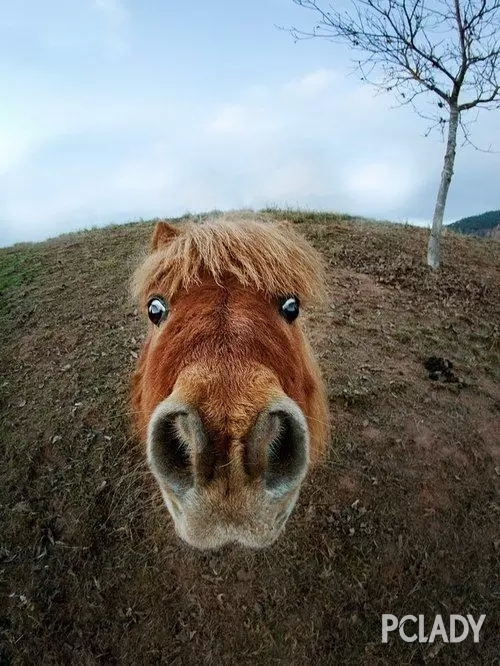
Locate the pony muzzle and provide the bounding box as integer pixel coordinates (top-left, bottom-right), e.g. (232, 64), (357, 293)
(146, 396), (310, 548)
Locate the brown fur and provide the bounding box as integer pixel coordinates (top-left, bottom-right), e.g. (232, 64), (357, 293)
(131, 213), (329, 548)
(132, 212), (327, 307)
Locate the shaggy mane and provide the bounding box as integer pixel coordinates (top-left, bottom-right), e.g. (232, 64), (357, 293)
(132, 212), (326, 305)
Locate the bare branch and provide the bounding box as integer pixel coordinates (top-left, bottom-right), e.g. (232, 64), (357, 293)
(289, 0), (500, 121)
(458, 109), (500, 151)
(459, 84), (500, 109)
(287, 0), (500, 269)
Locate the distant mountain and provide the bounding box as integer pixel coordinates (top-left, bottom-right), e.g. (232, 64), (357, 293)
(447, 210), (500, 238)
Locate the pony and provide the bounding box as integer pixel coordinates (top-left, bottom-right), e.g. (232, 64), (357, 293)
(131, 212), (329, 549)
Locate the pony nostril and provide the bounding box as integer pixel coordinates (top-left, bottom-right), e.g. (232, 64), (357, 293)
(245, 398), (310, 496)
(265, 412), (308, 495)
(148, 412), (193, 493)
(147, 402), (215, 492)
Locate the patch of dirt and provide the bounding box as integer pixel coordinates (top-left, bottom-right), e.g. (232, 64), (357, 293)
(1, 213), (499, 665)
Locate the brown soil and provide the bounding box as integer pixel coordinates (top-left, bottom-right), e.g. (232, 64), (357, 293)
(1, 211), (499, 665)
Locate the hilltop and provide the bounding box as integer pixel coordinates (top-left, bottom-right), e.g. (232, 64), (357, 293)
(447, 209), (500, 238)
(1, 211), (499, 665)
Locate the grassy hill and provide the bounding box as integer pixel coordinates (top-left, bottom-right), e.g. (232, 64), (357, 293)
(447, 209), (500, 238)
(1, 211), (499, 665)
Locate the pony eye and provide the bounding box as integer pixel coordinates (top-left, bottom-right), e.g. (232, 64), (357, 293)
(279, 296), (300, 323)
(147, 297), (168, 326)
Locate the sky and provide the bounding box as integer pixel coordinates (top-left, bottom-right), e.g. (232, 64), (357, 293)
(1, 0), (499, 247)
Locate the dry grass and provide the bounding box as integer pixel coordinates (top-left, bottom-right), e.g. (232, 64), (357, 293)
(1, 211), (499, 665)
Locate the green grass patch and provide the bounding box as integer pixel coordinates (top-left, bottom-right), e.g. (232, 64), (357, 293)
(0, 247), (42, 292)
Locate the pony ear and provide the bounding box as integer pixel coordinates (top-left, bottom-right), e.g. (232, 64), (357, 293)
(151, 221), (180, 251)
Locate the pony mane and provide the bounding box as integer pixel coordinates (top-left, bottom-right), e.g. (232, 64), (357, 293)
(132, 212), (326, 305)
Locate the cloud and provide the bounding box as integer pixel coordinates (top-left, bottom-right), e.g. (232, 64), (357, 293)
(0, 1), (131, 62)
(256, 159), (321, 200)
(93, 0), (129, 57)
(283, 68), (338, 97)
(206, 68), (340, 136)
(0, 68), (424, 246)
(0, 129), (42, 176)
(94, 0), (128, 25)
(111, 159), (177, 194)
(1, 53), (499, 247)
(207, 103), (279, 135)
(344, 160), (417, 209)
(202, 69), (426, 214)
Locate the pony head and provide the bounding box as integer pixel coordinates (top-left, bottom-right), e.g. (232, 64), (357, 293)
(131, 213), (329, 549)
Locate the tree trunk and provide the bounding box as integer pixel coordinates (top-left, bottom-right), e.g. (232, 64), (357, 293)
(427, 104), (460, 269)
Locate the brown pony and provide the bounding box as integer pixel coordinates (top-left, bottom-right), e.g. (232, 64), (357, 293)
(131, 213), (329, 549)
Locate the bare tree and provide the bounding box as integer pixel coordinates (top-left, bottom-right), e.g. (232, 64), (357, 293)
(289, 0), (500, 268)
